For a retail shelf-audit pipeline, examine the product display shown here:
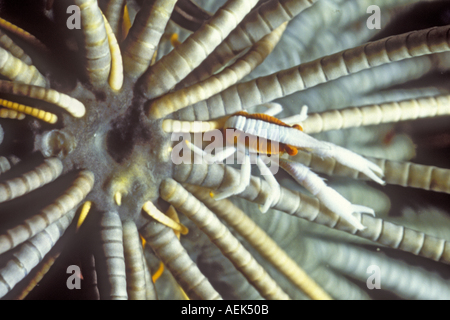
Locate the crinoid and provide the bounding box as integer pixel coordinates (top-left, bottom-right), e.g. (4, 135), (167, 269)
(1, 0), (450, 300)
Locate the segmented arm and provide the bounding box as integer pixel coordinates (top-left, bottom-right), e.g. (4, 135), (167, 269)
(142, 201), (189, 235)
(122, 0), (177, 78)
(313, 238), (450, 300)
(278, 159), (373, 230)
(171, 0), (212, 32)
(0, 30), (32, 64)
(184, 25), (450, 119)
(0, 98), (57, 123)
(80, 253), (100, 300)
(162, 118), (228, 133)
(140, 213), (222, 300)
(139, 0), (260, 100)
(294, 0), (421, 58)
(0, 158), (63, 203)
(0, 157), (12, 175)
(293, 151), (450, 194)
(301, 94), (450, 134)
(98, 211), (127, 300)
(0, 208), (76, 298)
(185, 183), (332, 300)
(0, 17), (47, 51)
(348, 133), (416, 161)
(225, 114), (324, 150)
(173, 163), (450, 264)
(160, 179), (291, 300)
(148, 22), (287, 119)
(0, 108), (25, 119)
(75, 0), (111, 86)
(0, 80), (85, 117)
(102, 13), (123, 91)
(179, 0), (318, 88)
(0, 47), (46, 87)
(142, 255), (156, 300)
(101, 0), (125, 38)
(122, 220), (153, 300)
(275, 56), (434, 119)
(0, 170), (94, 255)
(46, 0), (54, 10)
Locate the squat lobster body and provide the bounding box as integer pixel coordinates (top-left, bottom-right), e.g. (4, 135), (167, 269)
(224, 111), (302, 156)
(172, 106), (385, 229)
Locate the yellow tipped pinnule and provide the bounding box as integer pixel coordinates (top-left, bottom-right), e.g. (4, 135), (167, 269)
(114, 192), (122, 206)
(142, 201), (188, 235)
(77, 201), (92, 231)
(122, 4), (132, 41)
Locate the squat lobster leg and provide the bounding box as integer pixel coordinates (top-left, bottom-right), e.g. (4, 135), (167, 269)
(185, 139), (237, 164)
(279, 159), (374, 230)
(256, 155), (281, 213)
(213, 151), (251, 200)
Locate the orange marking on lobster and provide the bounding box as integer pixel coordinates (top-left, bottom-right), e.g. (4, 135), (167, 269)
(232, 111), (303, 131)
(228, 112), (302, 156)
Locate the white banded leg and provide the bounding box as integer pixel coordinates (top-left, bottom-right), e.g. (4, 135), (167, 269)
(185, 139), (237, 164)
(279, 159), (374, 230)
(256, 155), (281, 213)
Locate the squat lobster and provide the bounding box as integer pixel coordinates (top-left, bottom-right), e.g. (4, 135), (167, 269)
(166, 104), (385, 230)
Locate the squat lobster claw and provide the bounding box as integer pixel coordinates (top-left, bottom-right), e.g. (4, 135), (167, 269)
(219, 107), (385, 228)
(313, 141), (385, 185)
